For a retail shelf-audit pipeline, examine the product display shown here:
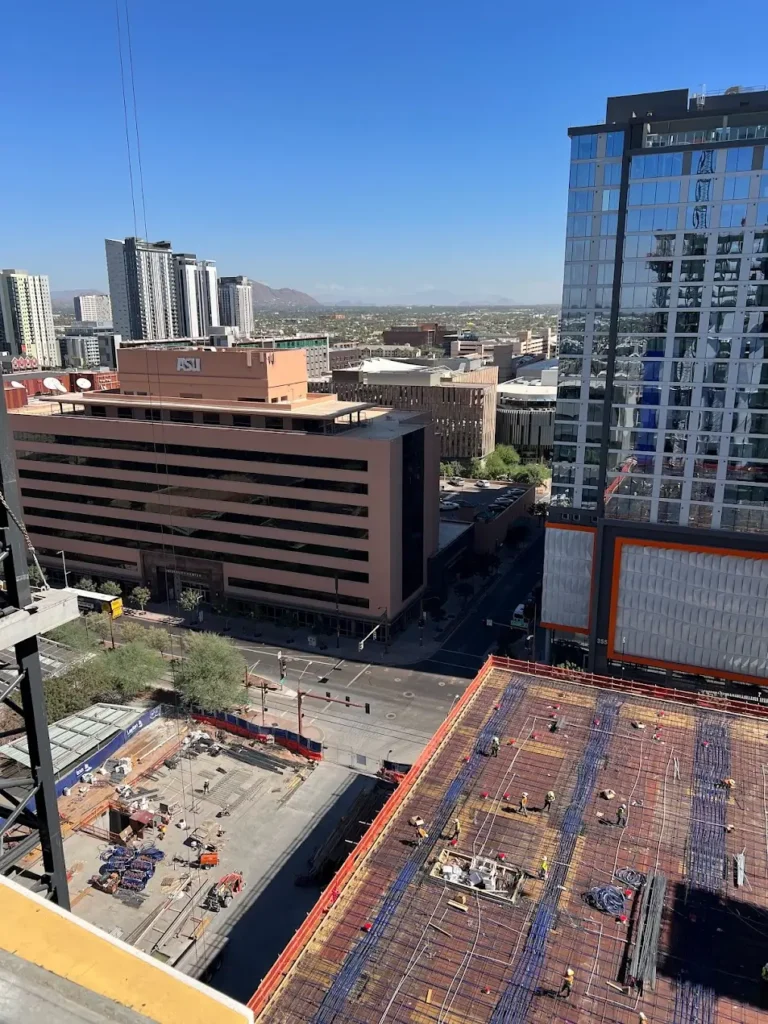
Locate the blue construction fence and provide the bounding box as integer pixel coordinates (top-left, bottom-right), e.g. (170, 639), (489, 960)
(192, 709), (323, 760)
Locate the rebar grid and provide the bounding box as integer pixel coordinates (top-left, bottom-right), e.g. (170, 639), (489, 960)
(258, 668), (768, 1024)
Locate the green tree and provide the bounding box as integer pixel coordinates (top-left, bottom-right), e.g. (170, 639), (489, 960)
(99, 580), (122, 597)
(98, 642), (165, 698)
(44, 662), (100, 722)
(439, 462), (451, 478)
(131, 585), (151, 611)
(178, 589), (203, 615)
(28, 562), (45, 587)
(118, 620), (152, 645)
(85, 612), (113, 642)
(142, 627), (171, 654)
(45, 618), (98, 652)
(174, 632), (245, 712)
(483, 452), (507, 479)
(75, 576), (95, 592)
(468, 457), (487, 479)
(511, 463), (551, 486)
(494, 444), (521, 468)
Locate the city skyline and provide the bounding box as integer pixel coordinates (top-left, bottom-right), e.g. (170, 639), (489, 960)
(4, 0), (766, 305)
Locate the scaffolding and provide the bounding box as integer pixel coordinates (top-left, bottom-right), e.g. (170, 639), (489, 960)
(253, 665), (768, 1024)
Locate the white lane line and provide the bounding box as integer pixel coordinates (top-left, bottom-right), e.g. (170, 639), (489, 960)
(346, 663), (371, 688)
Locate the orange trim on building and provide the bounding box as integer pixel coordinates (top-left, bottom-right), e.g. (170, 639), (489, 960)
(607, 536), (768, 686)
(247, 657), (496, 1018)
(540, 621), (590, 635)
(545, 522), (596, 534)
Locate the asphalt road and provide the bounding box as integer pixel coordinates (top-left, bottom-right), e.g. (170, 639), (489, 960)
(160, 535), (545, 767)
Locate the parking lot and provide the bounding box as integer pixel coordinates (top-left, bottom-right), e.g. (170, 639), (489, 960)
(438, 478), (529, 523)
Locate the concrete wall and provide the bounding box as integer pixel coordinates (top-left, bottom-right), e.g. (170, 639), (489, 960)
(472, 487), (535, 555)
(117, 347), (308, 403)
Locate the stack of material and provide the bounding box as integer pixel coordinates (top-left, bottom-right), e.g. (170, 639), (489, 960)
(627, 871), (667, 991)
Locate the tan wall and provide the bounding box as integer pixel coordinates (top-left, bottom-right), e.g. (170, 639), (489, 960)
(453, 367), (499, 385)
(117, 347), (308, 403)
(12, 412), (435, 624)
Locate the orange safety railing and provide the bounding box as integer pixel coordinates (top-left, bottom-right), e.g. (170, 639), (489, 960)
(246, 657), (496, 1017)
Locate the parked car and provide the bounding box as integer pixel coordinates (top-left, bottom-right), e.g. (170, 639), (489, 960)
(440, 502), (460, 511)
(476, 479), (490, 488)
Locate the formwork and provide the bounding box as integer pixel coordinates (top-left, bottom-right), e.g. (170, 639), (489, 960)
(251, 659), (768, 1024)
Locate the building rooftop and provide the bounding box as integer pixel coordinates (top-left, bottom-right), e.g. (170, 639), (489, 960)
(250, 659), (768, 1024)
(0, 703), (144, 775)
(497, 379), (558, 402)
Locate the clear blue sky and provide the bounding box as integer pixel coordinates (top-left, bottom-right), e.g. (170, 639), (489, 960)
(3, 0), (766, 305)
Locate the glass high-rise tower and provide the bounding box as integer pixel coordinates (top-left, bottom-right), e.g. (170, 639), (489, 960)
(542, 88), (768, 685)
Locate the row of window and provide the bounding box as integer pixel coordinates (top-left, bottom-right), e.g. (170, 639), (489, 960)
(20, 488), (369, 539)
(38, 547), (138, 572)
(567, 204), (768, 240)
(578, 311), (768, 334)
(16, 451), (368, 496)
(227, 577), (369, 610)
(12, 432), (368, 473)
(17, 468), (369, 518)
(571, 132), (624, 161)
(631, 147), (768, 180)
(91, 406), (331, 435)
(23, 512), (370, 577)
(617, 283), (768, 309)
(23, 505), (368, 563)
(623, 231), (768, 259)
(561, 336), (765, 358)
(555, 446), (768, 477)
(621, 257), (768, 284)
(627, 176), (768, 208)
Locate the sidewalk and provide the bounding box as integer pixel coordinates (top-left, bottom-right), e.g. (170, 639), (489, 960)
(128, 528), (543, 667)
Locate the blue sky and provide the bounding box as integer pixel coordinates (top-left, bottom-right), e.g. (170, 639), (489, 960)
(3, 0), (766, 305)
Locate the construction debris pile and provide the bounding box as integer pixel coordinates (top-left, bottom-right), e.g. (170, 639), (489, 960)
(432, 851), (525, 900)
(92, 843), (165, 894)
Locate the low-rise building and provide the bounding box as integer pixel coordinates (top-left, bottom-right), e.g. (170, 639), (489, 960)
(11, 347), (439, 638)
(331, 358), (497, 460)
(58, 323), (122, 370)
(495, 378), (557, 459)
(236, 334), (330, 377)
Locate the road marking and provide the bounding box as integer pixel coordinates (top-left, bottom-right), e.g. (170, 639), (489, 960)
(346, 663), (371, 688)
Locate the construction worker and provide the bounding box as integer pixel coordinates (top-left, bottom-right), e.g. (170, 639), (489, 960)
(490, 736), (500, 758)
(616, 803), (627, 828)
(203, 780), (210, 796)
(451, 817), (461, 842)
(559, 968), (575, 999)
(519, 792), (529, 816)
(723, 777), (736, 791)
(411, 816), (429, 844)
(539, 855), (548, 880)
(543, 790), (555, 813)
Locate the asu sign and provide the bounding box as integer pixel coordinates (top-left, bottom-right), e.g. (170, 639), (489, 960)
(177, 357), (201, 372)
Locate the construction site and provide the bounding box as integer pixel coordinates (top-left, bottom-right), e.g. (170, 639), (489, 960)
(249, 657), (768, 1024)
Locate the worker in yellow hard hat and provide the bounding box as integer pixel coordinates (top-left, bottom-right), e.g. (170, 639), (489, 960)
(559, 968), (575, 999)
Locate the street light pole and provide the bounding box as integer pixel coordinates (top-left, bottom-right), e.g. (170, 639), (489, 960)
(57, 550), (68, 588)
(335, 571), (340, 650)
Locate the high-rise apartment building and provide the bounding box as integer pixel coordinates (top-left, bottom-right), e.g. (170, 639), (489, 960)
(218, 276), (253, 336)
(0, 270), (59, 367)
(73, 293), (112, 323)
(173, 253), (202, 338)
(542, 87), (768, 685)
(196, 259), (219, 332)
(105, 237), (179, 341)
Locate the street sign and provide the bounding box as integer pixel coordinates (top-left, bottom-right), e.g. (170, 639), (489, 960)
(102, 597), (123, 618)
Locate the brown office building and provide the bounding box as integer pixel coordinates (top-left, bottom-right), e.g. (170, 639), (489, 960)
(10, 347), (439, 636)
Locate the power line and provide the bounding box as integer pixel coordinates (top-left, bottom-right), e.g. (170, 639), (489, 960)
(123, 0), (148, 238)
(114, 0), (138, 236)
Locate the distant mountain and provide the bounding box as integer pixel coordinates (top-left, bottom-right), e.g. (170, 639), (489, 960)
(250, 281), (321, 310)
(50, 288), (105, 311)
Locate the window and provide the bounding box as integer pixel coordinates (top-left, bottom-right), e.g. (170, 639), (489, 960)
(723, 175), (750, 201)
(170, 410), (194, 423)
(717, 232), (744, 255)
(228, 578), (369, 610)
(714, 258), (741, 281)
(630, 152), (683, 179)
(265, 416), (284, 429)
(565, 239), (589, 261)
(689, 178), (713, 202)
(726, 147), (753, 172)
(179, 393), (202, 399)
(692, 149), (716, 175)
(712, 285), (739, 307)
(629, 181), (680, 206)
(761, 176), (768, 199)
(568, 190), (594, 212)
(680, 259), (705, 282)
(600, 213), (618, 235)
(603, 163), (622, 186)
(232, 414), (250, 427)
(685, 205), (712, 229)
(755, 233), (768, 254)
(751, 258), (768, 281)
(605, 131), (624, 157)
(758, 203), (768, 226)
(117, 407), (133, 419)
(569, 162), (596, 188)
(747, 284), (768, 307)
(571, 134), (597, 160)
(202, 412), (220, 425)
(720, 203), (747, 228)
(599, 238), (616, 261)
(90, 406), (106, 417)
(678, 286), (703, 308)
(602, 189), (620, 211)
(676, 313), (700, 334)
(683, 233), (708, 256)
(567, 214), (592, 237)
(144, 408), (161, 421)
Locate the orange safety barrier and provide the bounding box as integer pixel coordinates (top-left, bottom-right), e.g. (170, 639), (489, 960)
(247, 657), (496, 1017)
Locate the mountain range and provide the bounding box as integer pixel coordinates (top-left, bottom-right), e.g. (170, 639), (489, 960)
(51, 282), (321, 313)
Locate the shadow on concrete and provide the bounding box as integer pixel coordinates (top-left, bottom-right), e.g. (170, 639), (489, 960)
(660, 882), (768, 1009)
(203, 771), (375, 1004)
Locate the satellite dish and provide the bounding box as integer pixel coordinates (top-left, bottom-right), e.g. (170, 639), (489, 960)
(43, 377), (68, 393)
(76, 378), (92, 389)
(10, 381), (25, 389)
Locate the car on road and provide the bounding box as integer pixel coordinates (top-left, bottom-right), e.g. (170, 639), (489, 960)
(440, 502), (460, 511)
(476, 479), (490, 488)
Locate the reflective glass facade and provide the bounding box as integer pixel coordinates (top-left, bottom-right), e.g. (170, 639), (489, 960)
(553, 133), (768, 534)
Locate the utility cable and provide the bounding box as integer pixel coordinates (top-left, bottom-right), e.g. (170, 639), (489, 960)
(114, 0), (138, 237)
(123, 0), (148, 238)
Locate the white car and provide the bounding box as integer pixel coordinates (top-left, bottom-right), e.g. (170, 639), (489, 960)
(476, 479), (490, 488)
(440, 502), (460, 511)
